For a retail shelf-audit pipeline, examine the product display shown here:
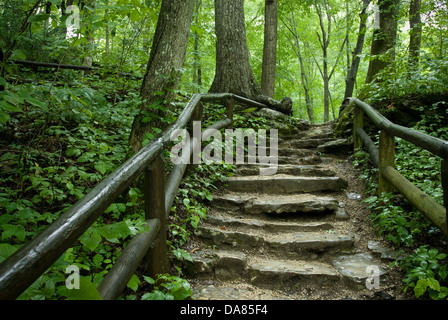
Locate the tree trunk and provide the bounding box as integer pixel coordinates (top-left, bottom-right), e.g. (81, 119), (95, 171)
(193, 0), (202, 91)
(343, 0), (371, 102)
(208, 0), (263, 100)
(316, 3), (331, 122)
(408, 0), (421, 69)
(128, 0), (196, 154)
(282, 11), (314, 122)
(364, 0), (400, 85)
(261, 0), (278, 98)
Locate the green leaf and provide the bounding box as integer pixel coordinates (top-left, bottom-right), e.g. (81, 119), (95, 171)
(98, 221), (131, 243)
(0, 243), (18, 263)
(0, 110), (10, 124)
(141, 290), (166, 300)
(127, 274), (141, 292)
(79, 228), (102, 251)
(64, 277), (103, 300)
(1, 224), (26, 241)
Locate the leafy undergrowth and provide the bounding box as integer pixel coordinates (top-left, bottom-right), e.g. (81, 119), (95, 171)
(0, 75), (246, 300)
(352, 101), (448, 300)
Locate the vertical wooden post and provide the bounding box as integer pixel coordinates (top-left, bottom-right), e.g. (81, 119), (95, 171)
(144, 154), (168, 277)
(190, 102), (203, 167)
(353, 105), (363, 150)
(378, 130), (395, 196)
(225, 97), (234, 129)
(441, 159), (448, 227)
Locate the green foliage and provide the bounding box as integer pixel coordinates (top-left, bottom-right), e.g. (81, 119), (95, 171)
(353, 109), (448, 300)
(395, 246), (448, 300)
(140, 274), (192, 300)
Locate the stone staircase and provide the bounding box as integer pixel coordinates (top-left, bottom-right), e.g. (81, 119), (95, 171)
(181, 118), (393, 300)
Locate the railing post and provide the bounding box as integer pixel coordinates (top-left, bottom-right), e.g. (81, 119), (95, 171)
(225, 96), (234, 129)
(378, 130), (395, 196)
(353, 104), (363, 151)
(144, 154), (168, 277)
(441, 159), (448, 224)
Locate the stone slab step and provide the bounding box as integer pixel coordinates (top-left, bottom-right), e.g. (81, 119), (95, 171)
(235, 164), (336, 177)
(279, 138), (334, 149)
(249, 259), (341, 286)
(211, 193), (339, 215)
(225, 175), (348, 194)
(205, 214), (334, 232)
(182, 249), (247, 281)
(195, 226), (354, 256)
(255, 147), (315, 157)
(317, 139), (352, 154)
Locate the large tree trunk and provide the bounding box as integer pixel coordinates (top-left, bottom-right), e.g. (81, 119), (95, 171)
(208, 0), (263, 100)
(364, 0), (400, 85)
(128, 0), (196, 154)
(261, 0), (278, 98)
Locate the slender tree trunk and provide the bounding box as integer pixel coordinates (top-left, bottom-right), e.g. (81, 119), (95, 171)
(283, 13), (314, 122)
(408, 0), (421, 69)
(261, 0), (278, 98)
(364, 0), (400, 85)
(315, 2), (331, 122)
(193, 0), (202, 91)
(209, 0), (263, 99)
(343, 0), (371, 101)
(128, 0), (196, 154)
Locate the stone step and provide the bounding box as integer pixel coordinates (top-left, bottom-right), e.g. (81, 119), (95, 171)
(205, 213), (334, 232)
(279, 137), (335, 149)
(249, 259), (341, 287)
(195, 226), (354, 257)
(225, 175), (348, 194)
(255, 147), (315, 157)
(211, 193), (339, 215)
(183, 249), (343, 287)
(316, 139), (352, 155)
(235, 164), (336, 176)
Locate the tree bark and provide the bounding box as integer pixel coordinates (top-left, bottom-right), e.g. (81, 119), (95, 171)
(128, 0), (196, 154)
(261, 0), (278, 98)
(208, 0), (263, 100)
(408, 0), (422, 69)
(343, 0), (371, 101)
(364, 0), (400, 85)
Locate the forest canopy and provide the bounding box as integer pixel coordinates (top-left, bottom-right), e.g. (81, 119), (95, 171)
(1, 0), (447, 123)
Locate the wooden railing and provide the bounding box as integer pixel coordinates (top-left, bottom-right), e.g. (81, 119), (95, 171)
(345, 97), (448, 236)
(0, 93), (269, 300)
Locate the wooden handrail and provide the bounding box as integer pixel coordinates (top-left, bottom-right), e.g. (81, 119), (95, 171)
(347, 98), (448, 236)
(0, 93), (269, 300)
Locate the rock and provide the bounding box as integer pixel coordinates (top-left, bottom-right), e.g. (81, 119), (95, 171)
(212, 193), (339, 215)
(249, 260), (341, 286)
(332, 253), (388, 290)
(226, 175), (348, 194)
(236, 164), (336, 177)
(367, 241), (405, 261)
(255, 108), (289, 122)
(317, 139), (351, 154)
(346, 192), (362, 201)
(214, 250), (247, 281)
(256, 95), (293, 115)
(335, 207), (350, 220)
